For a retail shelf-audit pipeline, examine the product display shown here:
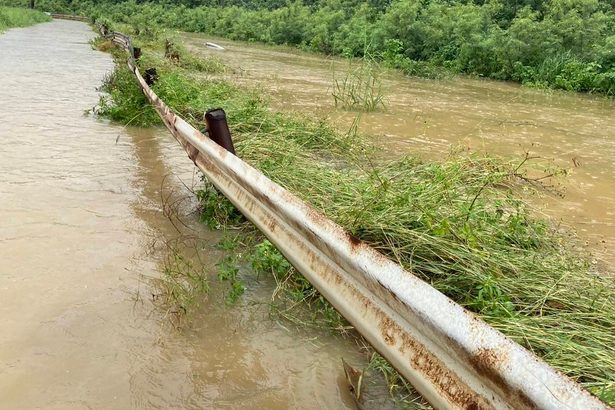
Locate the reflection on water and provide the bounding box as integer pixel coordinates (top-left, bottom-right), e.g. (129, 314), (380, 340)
(0, 20), (362, 409)
(184, 34), (615, 269)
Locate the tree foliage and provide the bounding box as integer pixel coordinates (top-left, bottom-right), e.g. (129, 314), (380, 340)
(6, 0), (615, 93)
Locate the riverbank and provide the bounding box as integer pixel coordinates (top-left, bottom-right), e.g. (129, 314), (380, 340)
(94, 27), (615, 404)
(0, 6), (49, 32)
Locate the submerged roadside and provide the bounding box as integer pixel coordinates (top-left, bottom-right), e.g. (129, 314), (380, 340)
(92, 24), (615, 406)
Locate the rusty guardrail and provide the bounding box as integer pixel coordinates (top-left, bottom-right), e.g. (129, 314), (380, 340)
(50, 13), (89, 22)
(99, 26), (610, 410)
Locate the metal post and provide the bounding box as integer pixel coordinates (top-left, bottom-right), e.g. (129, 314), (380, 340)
(204, 108), (235, 155)
(143, 68), (158, 86)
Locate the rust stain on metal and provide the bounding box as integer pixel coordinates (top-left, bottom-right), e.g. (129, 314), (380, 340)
(466, 348), (535, 410)
(187, 144), (199, 163)
(376, 279), (403, 306)
(347, 232), (362, 248)
(379, 316), (491, 410)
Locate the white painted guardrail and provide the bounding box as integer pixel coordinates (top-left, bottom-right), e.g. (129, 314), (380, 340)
(93, 23), (610, 410)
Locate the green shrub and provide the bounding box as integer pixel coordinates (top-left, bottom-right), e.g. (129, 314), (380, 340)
(0, 6), (50, 32)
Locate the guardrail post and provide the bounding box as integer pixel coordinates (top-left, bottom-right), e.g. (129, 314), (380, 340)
(204, 108), (235, 155)
(143, 68), (158, 86)
(133, 47), (141, 60)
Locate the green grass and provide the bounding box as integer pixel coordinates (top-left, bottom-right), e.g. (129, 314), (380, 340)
(163, 37), (226, 74)
(95, 33), (615, 404)
(332, 54), (386, 112)
(0, 6), (50, 33)
(160, 243), (209, 315)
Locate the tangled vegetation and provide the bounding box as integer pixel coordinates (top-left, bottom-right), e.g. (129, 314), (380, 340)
(0, 5), (49, 32)
(91, 27), (615, 403)
(332, 53), (386, 112)
(4, 0), (615, 94)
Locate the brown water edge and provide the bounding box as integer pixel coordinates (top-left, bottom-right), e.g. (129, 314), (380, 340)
(183, 33), (615, 272)
(126, 126), (374, 409)
(0, 19), (379, 409)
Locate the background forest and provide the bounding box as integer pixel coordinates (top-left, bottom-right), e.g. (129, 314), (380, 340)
(4, 0), (615, 94)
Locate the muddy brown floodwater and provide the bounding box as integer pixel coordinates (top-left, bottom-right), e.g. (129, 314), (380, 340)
(184, 34), (615, 271)
(0, 20), (367, 409)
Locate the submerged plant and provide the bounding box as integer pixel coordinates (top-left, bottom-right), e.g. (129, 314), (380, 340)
(195, 185), (245, 229)
(332, 53), (386, 112)
(216, 254), (245, 304)
(158, 240), (210, 317)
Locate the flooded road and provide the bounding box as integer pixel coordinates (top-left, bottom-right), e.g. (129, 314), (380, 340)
(184, 34), (615, 269)
(0, 20), (363, 409)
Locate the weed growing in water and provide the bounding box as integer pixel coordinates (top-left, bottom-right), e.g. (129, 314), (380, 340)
(97, 64), (159, 126)
(195, 185), (245, 229)
(247, 240), (348, 331)
(366, 353), (431, 409)
(89, 36), (116, 53)
(216, 233), (242, 251)
(158, 239), (209, 320)
(332, 53), (386, 112)
(250, 240), (290, 278)
(216, 254), (245, 304)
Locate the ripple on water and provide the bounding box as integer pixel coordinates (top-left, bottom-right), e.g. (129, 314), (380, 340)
(0, 20), (361, 409)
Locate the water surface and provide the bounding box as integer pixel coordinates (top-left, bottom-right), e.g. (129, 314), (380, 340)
(0, 20), (362, 409)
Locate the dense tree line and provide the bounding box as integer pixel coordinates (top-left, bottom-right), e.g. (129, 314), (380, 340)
(6, 0), (615, 94)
